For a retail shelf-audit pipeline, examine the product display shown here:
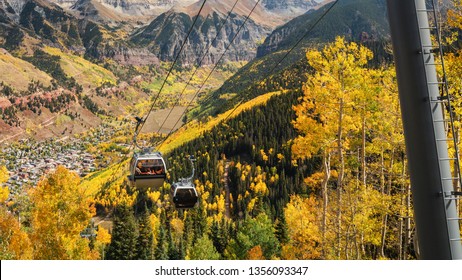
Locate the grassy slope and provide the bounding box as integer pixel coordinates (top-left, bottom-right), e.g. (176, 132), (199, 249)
(0, 49), (53, 91)
(43, 46), (117, 88)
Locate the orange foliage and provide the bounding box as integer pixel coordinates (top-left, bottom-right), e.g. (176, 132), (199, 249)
(0, 209), (32, 259)
(247, 245), (266, 260)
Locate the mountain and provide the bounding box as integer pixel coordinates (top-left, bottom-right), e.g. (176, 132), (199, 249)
(68, 0), (172, 25)
(0, 0), (158, 64)
(51, 0), (196, 24)
(130, 0), (276, 65)
(262, 0), (332, 17)
(50, 0), (329, 25)
(24, 0), (337, 65)
(0, 0), (160, 142)
(175, 0), (285, 28)
(257, 0), (389, 57)
(0, 48), (53, 91)
(196, 0), (391, 117)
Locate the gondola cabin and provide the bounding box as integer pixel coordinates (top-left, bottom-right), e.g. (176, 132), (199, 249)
(171, 179), (198, 209)
(128, 150), (166, 192)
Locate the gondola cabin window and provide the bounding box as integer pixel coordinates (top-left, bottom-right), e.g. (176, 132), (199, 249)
(135, 159), (165, 175)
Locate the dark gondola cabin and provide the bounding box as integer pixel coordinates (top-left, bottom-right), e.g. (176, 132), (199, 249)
(171, 179), (198, 209)
(128, 150), (166, 192)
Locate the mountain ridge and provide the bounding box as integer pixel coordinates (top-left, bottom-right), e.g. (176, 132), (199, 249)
(195, 0), (391, 118)
(130, 6), (272, 65)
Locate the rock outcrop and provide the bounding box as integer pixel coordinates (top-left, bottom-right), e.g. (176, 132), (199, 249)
(131, 0), (274, 65)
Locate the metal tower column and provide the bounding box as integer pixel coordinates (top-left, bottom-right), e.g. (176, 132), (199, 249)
(386, 0), (462, 259)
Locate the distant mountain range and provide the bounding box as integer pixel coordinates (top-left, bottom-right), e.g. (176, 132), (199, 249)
(199, 0), (392, 117)
(45, 0), (329, 25)
(257, 0), (389, 57)
(0, 0), (158, 64)
(131, 0), (276, 65)
(1, 0), (332, 65)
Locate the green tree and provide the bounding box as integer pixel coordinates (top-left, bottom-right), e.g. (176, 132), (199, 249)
(187, 234), (220, 260)
(106, 204), (138, 260)
(167, 228), (180, 260)
(209, 219), (230, 256)
(137, 207), (154, 260)
(154, 225), (168, 260)
(228, 213), (279, 259)
(275, 212), (289, 245)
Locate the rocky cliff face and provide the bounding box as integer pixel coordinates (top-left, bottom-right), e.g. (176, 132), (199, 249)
(0, 0), (30, 22)
(131, 7), (271, 65)
(51, 0), (196, 21)
(1, 0), (28, 14)
(98, 42), (159, 65)
(257, 0), (390, 58)
(0, 0), (158, 64)
(262, 0), (319, 12)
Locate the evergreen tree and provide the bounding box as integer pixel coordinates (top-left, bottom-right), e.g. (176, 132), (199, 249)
(178, 239), (186, 260)
(106, 204), (138, 260)
(209, 218), (230, 256)
(167, 228), (180, 260)
(154, 225), (168, 260)
(275, 212), (289, 245)
(136, 206), (153, 260)
(183, 210), (194, 250)
(191, 207), (208, 243)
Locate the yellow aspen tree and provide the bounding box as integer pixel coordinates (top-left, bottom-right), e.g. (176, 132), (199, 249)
(448, 0), (462, 30)
(247, 245), (265, 260)
(282, 195), (321, 259)
(0, 209), (33, 259)
(29, 166), (96, 259)
(0, 165), (33, 259)
(293, 37), (373, 258)
(0, 166), (9, 203)
(95, 226), (111, 259)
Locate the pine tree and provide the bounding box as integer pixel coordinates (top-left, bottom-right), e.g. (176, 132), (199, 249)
(167, 227), (180, 260)
(209, 219), (230, 256)
(136, 206), (154, 260)
(229, 213), (280, 259)
(154, 225), (168, 260)
(275, 212), (289, 245)
(192, 206), (207, 243)
(106, 204), (138, 260)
